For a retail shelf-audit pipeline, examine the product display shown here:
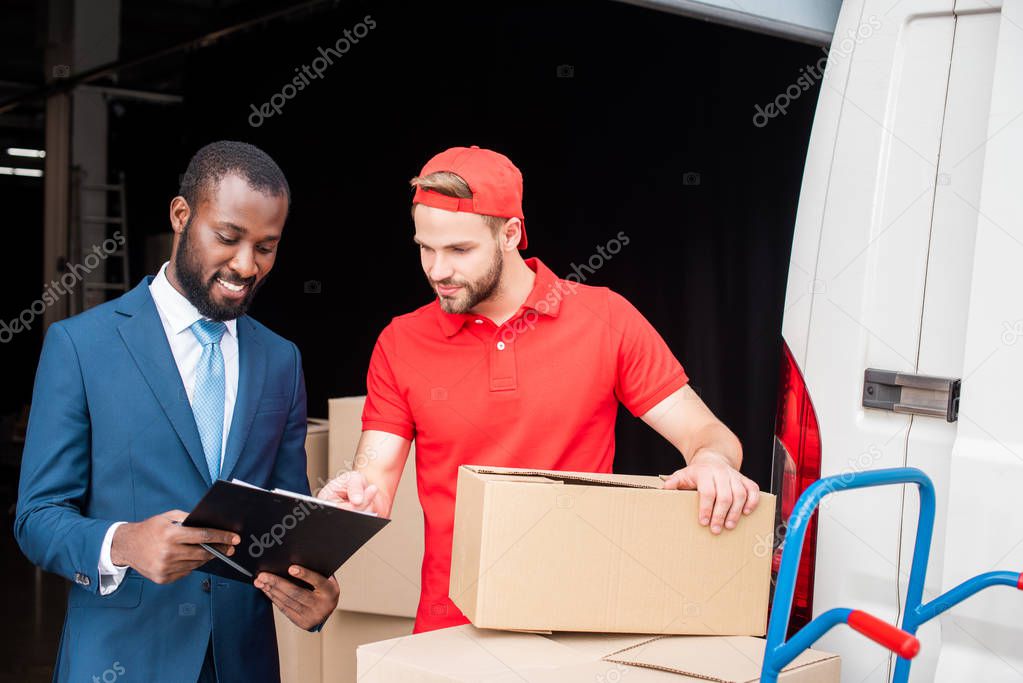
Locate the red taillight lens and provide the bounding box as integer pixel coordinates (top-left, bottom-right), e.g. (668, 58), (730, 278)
(772, 341), (822, 634)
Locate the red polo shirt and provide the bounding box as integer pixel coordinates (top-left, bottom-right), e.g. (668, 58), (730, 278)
(362, 257), (688, 633)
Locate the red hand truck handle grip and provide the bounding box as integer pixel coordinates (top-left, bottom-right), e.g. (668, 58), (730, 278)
(848, 610), (920, 659)
(1017, 573), (1022, 590)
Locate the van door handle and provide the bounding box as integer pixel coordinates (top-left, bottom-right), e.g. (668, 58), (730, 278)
(862, 369), (960, 422)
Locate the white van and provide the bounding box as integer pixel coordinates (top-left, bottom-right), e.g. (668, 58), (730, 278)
(773, 0), (1023, 680)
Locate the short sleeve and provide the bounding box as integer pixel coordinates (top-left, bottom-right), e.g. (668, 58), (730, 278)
(610, 291), (689, 416)
(362, 324), (416, 439)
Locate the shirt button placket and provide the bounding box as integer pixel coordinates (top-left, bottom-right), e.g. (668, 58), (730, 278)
(490, 332), (517, 391)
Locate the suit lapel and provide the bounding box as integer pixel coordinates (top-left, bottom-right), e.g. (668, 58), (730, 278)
(221, 316), (266, 481)
(116, 279), (212, 486)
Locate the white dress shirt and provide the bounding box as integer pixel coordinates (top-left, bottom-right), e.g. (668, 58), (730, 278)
(98, 262), (240, 594)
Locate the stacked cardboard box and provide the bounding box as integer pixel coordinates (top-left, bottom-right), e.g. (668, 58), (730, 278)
(304, 417), (329, 493)
(275, 407), (840, 682)
(358, 624), (840, 682)
(449, 465), (774, 635)
(329, 397), (423, 619)
(274, 402), (425, 683)
(355, 466), (841, 682)
(274, 418), (329, 683)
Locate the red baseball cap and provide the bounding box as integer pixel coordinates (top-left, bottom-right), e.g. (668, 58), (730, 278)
(412, 145), (527, 249)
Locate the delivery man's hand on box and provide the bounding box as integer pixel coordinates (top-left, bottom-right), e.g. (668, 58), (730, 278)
(642, 385), (761, 535)
(663, 451), (760, 535)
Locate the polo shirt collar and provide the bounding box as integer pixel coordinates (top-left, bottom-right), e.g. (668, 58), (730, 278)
(150, 261), (238, 338)
(437, 257), (562, 338)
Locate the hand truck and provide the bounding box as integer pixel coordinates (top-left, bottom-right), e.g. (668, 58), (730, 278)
(760, 467), (1022, 682)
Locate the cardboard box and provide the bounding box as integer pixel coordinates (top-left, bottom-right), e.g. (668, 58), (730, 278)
(357, 625), (840, 682)
(274, 606), (323, 683)
(275, 419), (332, 683)
(328, 396), (425, 618)
(276, 405), (422, 683)
(449, 466), (775, 635)
(306, 417), (330, 493)
(321, 611), (414, 683)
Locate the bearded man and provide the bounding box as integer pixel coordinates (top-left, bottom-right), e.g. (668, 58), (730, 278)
(16, 140), (337, 682)
(318, 145), (761, 633)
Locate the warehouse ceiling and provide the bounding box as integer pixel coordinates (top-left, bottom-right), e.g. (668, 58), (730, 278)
(0, 0), (341, 148)
(0, 0), (839, 151)
(0, 0), (46, 139)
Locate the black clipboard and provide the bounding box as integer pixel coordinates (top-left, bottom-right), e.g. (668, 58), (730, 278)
(182, 479), (389, 589)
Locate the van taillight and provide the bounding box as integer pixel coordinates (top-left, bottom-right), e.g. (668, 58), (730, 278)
(772, 341), (822, 634)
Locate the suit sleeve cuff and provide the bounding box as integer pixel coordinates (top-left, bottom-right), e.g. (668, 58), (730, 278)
(98, 521), (129, 595)
(308, 612), (331, 633)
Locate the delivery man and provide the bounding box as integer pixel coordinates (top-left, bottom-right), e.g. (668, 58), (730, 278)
(319, 145), (761, 633)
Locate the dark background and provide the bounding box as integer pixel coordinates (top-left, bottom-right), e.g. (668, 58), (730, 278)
(113, 0), (820, 487)
(0, 2), (822, 678)
(2, 0), (824, 488)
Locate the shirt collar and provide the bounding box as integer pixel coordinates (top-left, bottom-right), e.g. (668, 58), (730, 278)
(149, 262), (238, 338)
(437, 257), (563, 338)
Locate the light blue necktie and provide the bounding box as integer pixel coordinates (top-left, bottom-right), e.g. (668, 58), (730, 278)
(190, 319), (227, 484)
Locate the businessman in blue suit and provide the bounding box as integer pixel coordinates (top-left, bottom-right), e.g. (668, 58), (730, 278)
(15, 140), (338, 682)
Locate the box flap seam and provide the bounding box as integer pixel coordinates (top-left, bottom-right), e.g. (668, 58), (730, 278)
(467, 467), (659, 489)
(602, 657), (739, 683)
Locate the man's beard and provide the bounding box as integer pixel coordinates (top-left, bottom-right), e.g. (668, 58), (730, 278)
(431, 244), (503, 315)
(173, 219), (263, 321)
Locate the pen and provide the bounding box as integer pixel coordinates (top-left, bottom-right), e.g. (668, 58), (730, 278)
(171, 520), (253, 578)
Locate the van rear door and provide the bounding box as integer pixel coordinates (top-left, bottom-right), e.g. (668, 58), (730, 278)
(887, 1), (1006, 680)
(927, 1), (1023, 679)
(781, 0), (957, 680)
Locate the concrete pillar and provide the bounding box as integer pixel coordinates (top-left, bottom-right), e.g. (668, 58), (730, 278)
(41, 0), (121, 329)
(42, 0), (73, 330)
(72, 0), (121, 311)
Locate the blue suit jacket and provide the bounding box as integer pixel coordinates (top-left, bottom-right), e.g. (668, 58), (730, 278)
(15, 277), (310, 683)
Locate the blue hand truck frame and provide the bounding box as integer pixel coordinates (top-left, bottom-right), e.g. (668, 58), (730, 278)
(759, 467), (1021, 682)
